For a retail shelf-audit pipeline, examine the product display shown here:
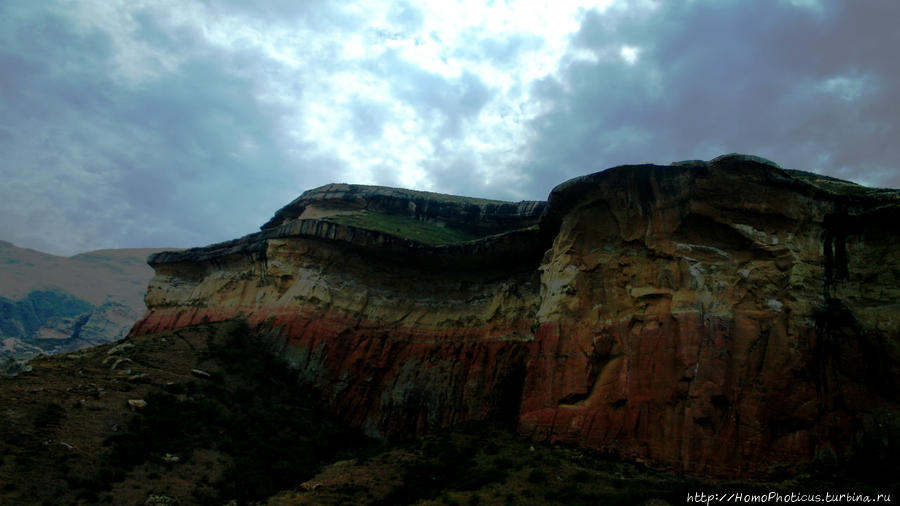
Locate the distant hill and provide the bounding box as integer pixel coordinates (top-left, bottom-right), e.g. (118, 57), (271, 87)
(0, 241), (175, 363)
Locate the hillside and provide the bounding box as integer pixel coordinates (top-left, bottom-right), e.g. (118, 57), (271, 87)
(0, 242), (174, 363)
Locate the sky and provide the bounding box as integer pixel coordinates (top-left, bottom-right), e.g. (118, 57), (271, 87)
(1, 0), (898, 256)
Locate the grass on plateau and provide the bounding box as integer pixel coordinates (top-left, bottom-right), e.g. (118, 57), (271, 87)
(324, 211), (481, 246)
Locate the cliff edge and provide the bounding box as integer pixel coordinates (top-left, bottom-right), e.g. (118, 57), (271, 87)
(132, 154), (900, 480)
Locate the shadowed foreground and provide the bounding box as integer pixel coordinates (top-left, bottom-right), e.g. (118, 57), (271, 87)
(1, 321), (894, 505)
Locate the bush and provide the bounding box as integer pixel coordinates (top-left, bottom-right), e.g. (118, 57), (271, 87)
(527, 468), (547, 483)
(93, 323), (375, 504)
(33, 402), (65, 429)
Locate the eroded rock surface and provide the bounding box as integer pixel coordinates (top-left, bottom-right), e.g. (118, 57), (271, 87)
(132, 155), (900, 479)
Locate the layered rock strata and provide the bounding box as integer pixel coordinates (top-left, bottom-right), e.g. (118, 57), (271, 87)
(260, 183), (546, 237)
(132, 155), (900, 479)
(135, 190), (547, 437)
(521, 155), (899, 478)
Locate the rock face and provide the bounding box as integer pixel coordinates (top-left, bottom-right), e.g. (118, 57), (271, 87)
(521, 155), (900, 478)
(136, 188), (546, 437)
(131, 155), (900, 479)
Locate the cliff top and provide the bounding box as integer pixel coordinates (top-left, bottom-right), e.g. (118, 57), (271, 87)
(150, 154), (898, 266)
(542, 153), (898, 231)
(254, 182), (547, 248)
(548, 153), (898, 203)
(261, 183), (546, 231)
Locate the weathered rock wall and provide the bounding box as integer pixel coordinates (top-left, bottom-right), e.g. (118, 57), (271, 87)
(134, 228), (544, 438)
(520, 155), (900, 478)
(131, 155), (900, 479)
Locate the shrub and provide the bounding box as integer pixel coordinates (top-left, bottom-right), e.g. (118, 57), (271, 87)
(33, 402), (65, 429)
(96, 323), (374, 504)
(526, 468), (547, 483)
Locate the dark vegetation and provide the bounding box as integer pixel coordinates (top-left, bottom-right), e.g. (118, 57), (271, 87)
(66, 323), (377, 504)
(785, 168), (898, 198)
(350, 421), (897, 506)
(32, 401), (66, 429)
(0, 289), (94, 339)
(324, 211), (482, 245)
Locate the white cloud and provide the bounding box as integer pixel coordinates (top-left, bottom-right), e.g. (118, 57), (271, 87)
(619, 45), (640, 65)
(784, 0), (823, 12)
(200, 0), (625, 194)
(47, 0), (628, 197)
(816, 75), (872, 102)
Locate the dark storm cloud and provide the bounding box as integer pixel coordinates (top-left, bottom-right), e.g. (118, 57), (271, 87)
(2, 0), (898, 256)
(522, 0), (900, 196)
(1, 6), (116, 253)
(0, 2), (323, 255)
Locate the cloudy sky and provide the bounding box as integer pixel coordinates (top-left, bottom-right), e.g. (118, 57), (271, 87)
(1, 0), (898, 256)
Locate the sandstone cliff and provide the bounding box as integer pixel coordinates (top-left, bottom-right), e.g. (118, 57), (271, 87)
(131, 155), (900, 479)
